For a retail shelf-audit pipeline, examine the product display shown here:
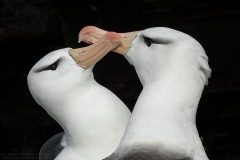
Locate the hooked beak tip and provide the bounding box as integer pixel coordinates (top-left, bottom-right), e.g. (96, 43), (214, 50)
(69, 32), (122, 69)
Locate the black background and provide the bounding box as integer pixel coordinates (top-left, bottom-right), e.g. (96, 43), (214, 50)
(0, 0), (240, 159)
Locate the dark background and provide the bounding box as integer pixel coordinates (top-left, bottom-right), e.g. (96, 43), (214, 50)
(0, 0), (240, 159)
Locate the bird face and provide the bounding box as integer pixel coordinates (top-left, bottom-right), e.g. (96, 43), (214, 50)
(123, 28), (177, 82)
(27, 48), (92, 115)
(123, 27), (201, 84)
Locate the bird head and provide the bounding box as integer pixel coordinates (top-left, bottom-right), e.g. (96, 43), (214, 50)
(27, 48), (92, 117)
(27, 32), (122, 118)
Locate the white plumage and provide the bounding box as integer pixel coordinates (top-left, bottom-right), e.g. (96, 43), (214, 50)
(79, 27), (211, 160)
(112, 28), (211, 160)
(27, 48), (131, 160)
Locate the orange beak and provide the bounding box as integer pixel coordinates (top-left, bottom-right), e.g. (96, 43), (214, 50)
(69, 32), (122, 69)
(79, 26), (140, 54)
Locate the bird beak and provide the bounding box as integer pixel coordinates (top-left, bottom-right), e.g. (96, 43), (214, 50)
(69, 32), (122, 69)
(79, 26), (140, 54)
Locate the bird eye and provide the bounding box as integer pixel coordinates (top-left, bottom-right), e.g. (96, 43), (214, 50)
(47, 59), (60, 71)
(35, 59), (60, 73)
(143, 36), (153, 47)
(48, 61), (58, 71)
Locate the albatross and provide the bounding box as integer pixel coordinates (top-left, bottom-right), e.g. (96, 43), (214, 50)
(27, 33), (131, 160)
(75, 26), (211, 160)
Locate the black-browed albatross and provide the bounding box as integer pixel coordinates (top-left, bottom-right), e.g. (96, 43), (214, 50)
(27, 33), (131, 160)
(75, 26), (211, 160)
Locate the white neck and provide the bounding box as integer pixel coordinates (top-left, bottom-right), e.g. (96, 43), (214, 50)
(118, 66), (209, 160)
(52, 80), (130, 160)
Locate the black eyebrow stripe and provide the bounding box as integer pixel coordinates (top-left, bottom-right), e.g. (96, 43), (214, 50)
(35, 59), (61, 73)
(142, 35), (172, 45)
(152, 38), (172, 45)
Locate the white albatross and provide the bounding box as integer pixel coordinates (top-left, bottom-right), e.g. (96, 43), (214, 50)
(75, 26), (211, 160)
(27, 32), (131, 160)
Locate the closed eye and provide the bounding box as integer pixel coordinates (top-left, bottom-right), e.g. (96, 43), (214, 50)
(35, 59), (61, 73)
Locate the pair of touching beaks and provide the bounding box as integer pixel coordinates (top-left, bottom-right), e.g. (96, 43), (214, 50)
(69, 26), (140, 69)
